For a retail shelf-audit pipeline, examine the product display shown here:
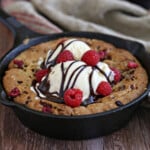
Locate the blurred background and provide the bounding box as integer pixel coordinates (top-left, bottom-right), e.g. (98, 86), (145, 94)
(128, 0), (150, 9)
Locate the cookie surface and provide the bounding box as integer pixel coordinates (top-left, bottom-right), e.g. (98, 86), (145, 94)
(3, 37), (148, 116)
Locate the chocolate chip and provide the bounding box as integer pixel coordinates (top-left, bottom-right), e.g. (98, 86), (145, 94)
(129, 70), (135, 74)
(130, 84), (135, 90)
(118, 85), (126, 91)
(29, 75), (32, 78)
(27, 96), (31, 99)
(31, 69), (35, 72)
(106, 55), (112, 60)
(23, 91), (28, 94)
(115, 101), (124, 107)
(40, 101), (52, 108)
(25, 100), (31, 105)
(131, 76), (135, 80)
(17, 81), (23, 84)
(97, 46), (101, 49)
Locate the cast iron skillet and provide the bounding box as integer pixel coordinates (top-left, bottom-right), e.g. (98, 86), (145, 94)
(0, 10), (150, 140)
(0, 32), (150, 140)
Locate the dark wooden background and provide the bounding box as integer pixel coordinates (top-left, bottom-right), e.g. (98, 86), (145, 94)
(0, 106), (150, 150)
(0, 21), (150, 150)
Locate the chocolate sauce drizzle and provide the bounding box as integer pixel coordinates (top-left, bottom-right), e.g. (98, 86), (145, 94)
(45, 39), (81, 68)
(95, 66), (113, 83)
(60, 61), (87, 96)
(33, 39), (114, 105)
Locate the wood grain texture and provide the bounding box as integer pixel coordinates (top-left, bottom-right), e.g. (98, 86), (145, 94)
(0, 105), (149, 150)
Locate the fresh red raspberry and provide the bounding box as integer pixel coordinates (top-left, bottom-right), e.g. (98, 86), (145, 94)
(99, 50), (107, 60)
(111, 67), (121, 83)
(13, 59), (24, 68)
(35, 69), (49, 82)
(56, 50), (74, 63)
(9, 87), (20, 98)
(42, 105), (52, 113)
(127, 61), (138, 69)
(96, 81), (112, 96)
(64, 88), (83, 107)
(81, 50), (100, 66)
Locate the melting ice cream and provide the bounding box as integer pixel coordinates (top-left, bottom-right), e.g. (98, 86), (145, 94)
(34, 39), (115, 103)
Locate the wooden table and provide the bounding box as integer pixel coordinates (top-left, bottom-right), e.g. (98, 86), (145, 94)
(0, 105), (149, 150)
(0, 20), (150, 150)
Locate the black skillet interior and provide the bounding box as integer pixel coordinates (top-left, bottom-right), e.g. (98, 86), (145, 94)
(0, 32), (150, 140)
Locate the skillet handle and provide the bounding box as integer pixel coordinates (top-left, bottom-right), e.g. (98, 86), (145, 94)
(0, 90), (15, 107)
(0, 9), (42, 45)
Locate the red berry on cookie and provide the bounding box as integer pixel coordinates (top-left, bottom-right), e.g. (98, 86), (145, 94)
(99, 50), (107, 60)
(56, 50), (74, 63)
(64, 88), (83, 107)
(96, 81), (112, 96)
(13, 59), (24, 68)
(42, 105), (52, 113)
(127, 61), (138, 69)
(35, 69), (49, 82)
(9, 87), (20, 98)
(81, 50), (100, 66)
(111, 67), (121, 83)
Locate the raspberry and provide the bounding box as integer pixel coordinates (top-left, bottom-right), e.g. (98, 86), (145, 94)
(81, 50), (100, 66)
(56, 50), (74, 63)
(42, 105), (52, 113)
(64, 88), (83, 107)
(111, 67), (121, 83)
(99, 50), (107, 60)
(13, 59), (24, 68)
(9, 87), (20, 98)
(127, 61), (138, 69)
(35, 69), (49, 82)
(96, 81), (112, 96)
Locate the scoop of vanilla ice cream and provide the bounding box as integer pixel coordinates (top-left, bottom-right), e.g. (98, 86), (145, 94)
(63, 39), (90, 60)
(47, 61), (114, 101)
(96, 62), (115, 82)
(44, 39), (90, 68)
